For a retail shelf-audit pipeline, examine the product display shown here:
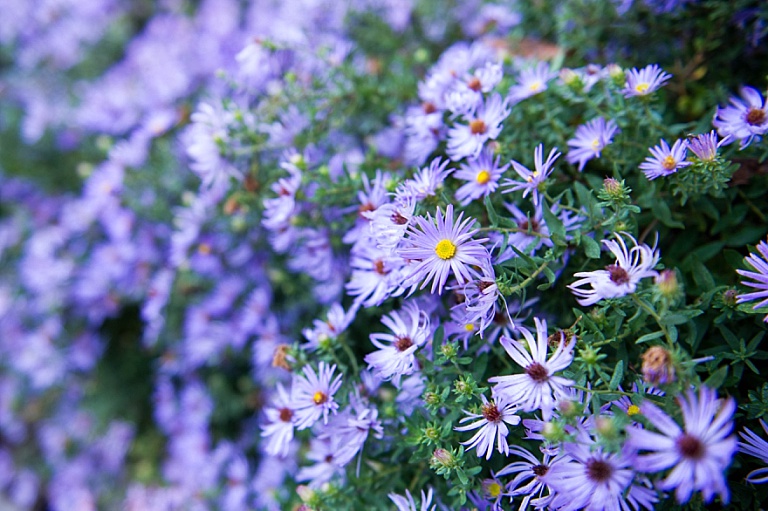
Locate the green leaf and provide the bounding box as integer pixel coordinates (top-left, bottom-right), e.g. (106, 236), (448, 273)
(650, 200), (684, 228)
(704, 366), (728, 389)
(636, 331), (665, 344)
(542, 205), (566, 242)
(582, 235), (601, 259)
(484, 196), (499, 227)
(609, 360), (625, 390)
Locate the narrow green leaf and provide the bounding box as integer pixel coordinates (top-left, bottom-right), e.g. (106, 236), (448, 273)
(704, 366), (728, 389)
(484, 195), (499, 227)
(636, 331), (665, 344)
(609, 360), (624, 390)
(582, 235), (601, 259)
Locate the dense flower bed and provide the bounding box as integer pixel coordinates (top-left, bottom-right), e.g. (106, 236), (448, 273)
(1, 1), (768, 510)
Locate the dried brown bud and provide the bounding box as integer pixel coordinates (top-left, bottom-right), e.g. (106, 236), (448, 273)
(641, 346), (675, 385)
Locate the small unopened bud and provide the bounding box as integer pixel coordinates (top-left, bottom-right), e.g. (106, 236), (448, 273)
(440, 343), (457, 360)
(542, 421), (565, 442)
(595, 416), (618, 439)
(560, 68), (581, 88)
(641, 346), (675, 385)
(655, 269), (680, 299)
(423, 391), (441, 407)
(607, 64), (624, 85)
(296, 485), (314, 503)
(556, 398), (579, 418)
(423, 426), (440, 442)
(431, 448), (456, 468)
(721, 288), (739, 307)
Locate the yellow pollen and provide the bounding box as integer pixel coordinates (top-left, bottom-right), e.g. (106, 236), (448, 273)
(435, 239), (457, 260)
(528, 81), (543, 93)
(312, 391), (328, 405)
(661, 155), (677, 171)
(488, 482), (502, 498)
(464, 323), (475, 332)
(591, 138), (601, 150)
(627, 404), (640, 416)
(476, 170), (491, 184)
(635, 82), (650, 94)
(198, 243), (212, 255)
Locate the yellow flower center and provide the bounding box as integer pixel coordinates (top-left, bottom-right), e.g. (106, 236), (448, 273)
(313, 391), (328, 405)
(487, 482), (502, 498)
(435, 239), (457, 260)
(476, 170), (491, 184)
(528, 81), (543, 93)
(464, 323), (475, 332)
(591, 138), (601, 150)
(635, 82), (650, 94)
(627, 404), (640, 416)
(661, 155), (677, 171)
(526, 170), (540, 183)
(197, 243), (212, 255)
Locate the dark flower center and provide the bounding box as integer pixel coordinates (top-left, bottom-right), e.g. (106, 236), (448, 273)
(467, 77), (482, 91)
(358, 202), (375, 217)
(481, 403), (502, 422)
(395, 335), (414, 352)
(423, 102), (437, 114)
(526, 362), (549, 383)
(520, 218), (540, 232)
(746, 107), (767, 126)
(279, 407), (293, 422)
(470, 119), (487, 135)
(606, 264), (630, 285)
(586, 458), (614, 483)
(676, 433), (705, 460)
(532, 464), (549, 477)
(478, 280), (494, 292)
(391, 212), (408, 225)
(373, 259), (388, 275)
(324, 454), (334, 463)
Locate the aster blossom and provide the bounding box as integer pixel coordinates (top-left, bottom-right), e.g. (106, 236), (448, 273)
(507, 61), (554, 105)
(568, 233), (660, 306)
(260, 384), (296, 457)
(713, 86), (768, 148)
(365, 303), (430, 386)
(453, 148), (508, 206)
(488, 317), (575, 419)
(622, 64), (672, 98)
(687, 130), (725, 161)
(566, 117), (619, 171)
(736, 239), (768, 322)
(738, 419), (768, 484)
(626, 387), (737, 504)
(639, 138), (691, 180)
(454, 393), (521, 460)
(502, 143), (561, 205)
(291, 362), (343, 430)
(447, 93), (510, 161)
(496, 445), (564, 509)
(398, 204), (490, 295)
(389, 488), (436, 511)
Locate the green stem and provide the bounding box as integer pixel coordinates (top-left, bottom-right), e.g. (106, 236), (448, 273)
(505, 260), (551, 296)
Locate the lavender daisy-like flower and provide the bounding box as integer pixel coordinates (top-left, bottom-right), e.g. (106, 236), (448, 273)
(568, 233), (660, 306)
(566, 117), (619, 171)
(365, 303), (430, 386)
(488, 317), (575, 419)
(454, 394), (521, 460)
(639, 138), (692, 180)
(497, 445), (564, 509)
(626, 387), (737, 504)
(399, 204), (490, 295)
(713, 86), (768, 148)
(622, 64), (672, 98)
(291, 362), (343, 430)
(739, 419), (768, 484)
(736, 239), (768, 322)
(687, 130), (725, 161)
(447, 93), (510, 161)
(453, 148), (508, 206)
(544, 440), (657, 511)
(502, 143), (561, 205)
(507, 61), (554, 105)
(261, 384), (296, 457)
(389, 488), (436, 511)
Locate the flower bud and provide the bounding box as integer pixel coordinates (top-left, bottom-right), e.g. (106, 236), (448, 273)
(655, 269), (680, 299)
(542, 421), (565, 442)
(430, 448), (457, 469)
(641, 346), (675, 385)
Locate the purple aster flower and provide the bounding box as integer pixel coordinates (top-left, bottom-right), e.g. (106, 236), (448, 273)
(544, 439), (657, 511)
(399, 204), (490, 295)
(291, 362), (342, 430)
(502, 143), (561, 205)
(455, 394), (521, 460)
(446, 62), (503, 116)
(736, 239), (768, 322)
(364, 197), (416, 252)
(739, 419), (768, 484)
(568, 233), (660, 306)
(713, 86), (768, 148)
(302, 303), (356, 351)
(687, 130), (725, 161)
(389, 488), (436, 511)
(455, 262), (501, 338)
(346, 242), (407, 307)
(489, 318), (575, 419)
(296, 437), (348, 488)
(261, 384), (296, 457)
(396, 157), (453, 203)
(447, 93), (510, 161)
(622, 64), (672, 98)
(507, 61), (555, 105)
(365, 303), (430, 386)
(497, 445), (565, 509)
(453, 148), (508, 206)
(566, 117), (619, 171)
(626, 387), (737, 504)
(639, 138), (692, 180)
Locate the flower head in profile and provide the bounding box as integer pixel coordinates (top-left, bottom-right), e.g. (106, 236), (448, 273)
(739, 418), (768, 484)
(508, 61), (555, 105)
(687, 130), (725, 162)
(503, 143), (561, 205)
(639, 138), (691, 180)
(566, 117), (619, 171)
(736, 239), (768, 322)
(453, 148), (508, 206)
(389, 488), (436, 511)
(488, 318), (575, 419)
(399, 204), (490, 295)
(713, 86), (768, 148)
(622, 64), (672, 98)
(627, 387), (737, 505)
(568, 233), (660, 306)
(455, 393), (521, 460)
(291, 362), (343, 430)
